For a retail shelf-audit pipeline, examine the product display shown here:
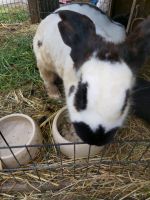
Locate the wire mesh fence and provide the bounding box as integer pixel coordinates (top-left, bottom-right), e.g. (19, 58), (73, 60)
(1, 140), (150, 173)
(0, 0), (81, 24)
(0, 0), (29, 23)
(0, 0), (149, 29)
(0, 126), (150, 193)
(0, 0), (111, 24)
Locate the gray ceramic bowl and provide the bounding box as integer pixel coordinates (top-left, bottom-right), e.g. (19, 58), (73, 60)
(0, 113), (42, 168)
(52, 107), (101, 158)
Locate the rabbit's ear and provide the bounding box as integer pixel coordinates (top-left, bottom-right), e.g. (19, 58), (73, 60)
(58, 10), (96, 48)
(58, 10), (96, 69)
(120, 17), (150, 71)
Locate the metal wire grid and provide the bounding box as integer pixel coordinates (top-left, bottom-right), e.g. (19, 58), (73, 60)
(37, 0), (112, 21)
(0, 0), (112, 24)
(0, 0), (148, 25)
(0, 124), (150, 197)
(0, 0), (29, 23)
(0, 0), (60, 24)
(0, 132), (150, 177)
(37, 0), (59, 20)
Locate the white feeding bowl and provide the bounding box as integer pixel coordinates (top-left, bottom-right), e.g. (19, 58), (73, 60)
(52, 107), (101, 159)
(0, 113), (42, 168)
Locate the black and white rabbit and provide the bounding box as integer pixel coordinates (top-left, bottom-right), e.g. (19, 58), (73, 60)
(33, 3), (150, 145)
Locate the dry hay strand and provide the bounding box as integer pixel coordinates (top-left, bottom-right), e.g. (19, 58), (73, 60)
(0, 170), (150, 199)
(0, 21), (37, 40)
(0, 85), (63, 119)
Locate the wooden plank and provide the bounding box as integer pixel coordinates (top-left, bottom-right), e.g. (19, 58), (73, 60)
(27, 0), (40, 24)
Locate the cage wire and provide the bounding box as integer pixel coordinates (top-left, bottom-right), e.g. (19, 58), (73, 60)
(0, 0), (150, 198)
(0, 0), (112, 24)
(0, 121), (150, 196)
(0, 0), (29, 24)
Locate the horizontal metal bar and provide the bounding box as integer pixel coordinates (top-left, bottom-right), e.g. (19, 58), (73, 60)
(0, 140), (150, 149)
(1, 159), (149, 173)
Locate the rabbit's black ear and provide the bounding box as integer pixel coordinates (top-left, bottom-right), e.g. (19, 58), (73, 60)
(58, 10), (96, 48)
(120, 16), (150, 71)
(58, 10), (96, 69)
